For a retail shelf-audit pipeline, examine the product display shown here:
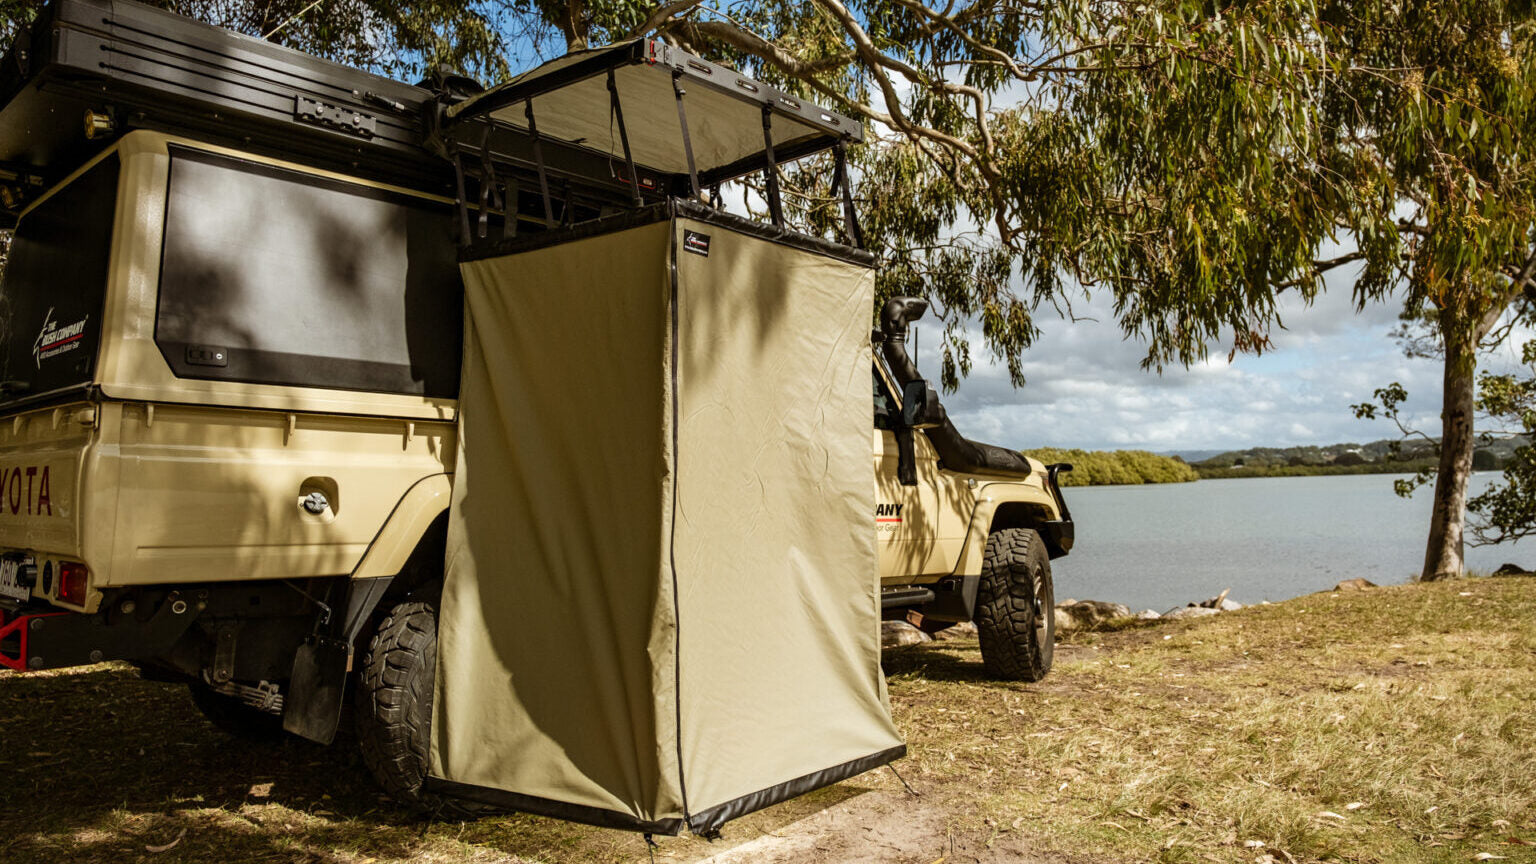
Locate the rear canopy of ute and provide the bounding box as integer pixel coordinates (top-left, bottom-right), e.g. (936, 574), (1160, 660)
(429, 44), (901, 835)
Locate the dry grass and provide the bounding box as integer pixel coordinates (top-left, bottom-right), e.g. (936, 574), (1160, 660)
(885, 577), (1536, 863)
(3, 577), (1534, 863)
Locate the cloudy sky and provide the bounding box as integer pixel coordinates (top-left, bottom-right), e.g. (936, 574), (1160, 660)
(925, 273), (1530, 457)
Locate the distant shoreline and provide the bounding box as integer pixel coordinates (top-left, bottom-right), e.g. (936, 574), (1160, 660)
(1194, 461), (1437, 480)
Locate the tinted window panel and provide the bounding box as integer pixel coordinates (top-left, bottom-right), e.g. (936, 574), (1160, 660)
(157, 147), (462, 397)
(873, 366), (896, 430)
(0, 156), (119, 404)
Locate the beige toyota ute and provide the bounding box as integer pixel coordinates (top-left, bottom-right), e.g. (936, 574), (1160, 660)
(0, 0), (1073, 818)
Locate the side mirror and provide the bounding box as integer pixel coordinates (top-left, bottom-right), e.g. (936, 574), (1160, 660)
(901, 379), (944, 429)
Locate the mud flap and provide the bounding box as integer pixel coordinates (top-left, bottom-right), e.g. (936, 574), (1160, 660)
(283, 577), (393, 744)
(283, 635), (350, 743)
(920, 573), (980, 623)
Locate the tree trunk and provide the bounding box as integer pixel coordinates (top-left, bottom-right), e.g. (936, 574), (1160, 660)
(564, 0), (588, 51)
(1422, 319), (1476, 581)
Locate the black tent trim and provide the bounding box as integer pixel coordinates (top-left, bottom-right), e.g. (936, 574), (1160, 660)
(687, 744), (908, 836)
(422, 777), (688, 835)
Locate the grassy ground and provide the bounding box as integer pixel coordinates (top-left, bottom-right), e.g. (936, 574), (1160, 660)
(2, 577), (1534, 863)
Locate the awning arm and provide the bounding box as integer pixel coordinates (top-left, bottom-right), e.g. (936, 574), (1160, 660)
(761, 105), (783, 227)
(606, 68), (643, 207)
(477, 121), (505, 239)
(833, 140), (864, 249)
(526, 98), (556, 223)
(449, 142), (473, 246)
(672, 70), (701, 201)
(504, 175), (519, 239)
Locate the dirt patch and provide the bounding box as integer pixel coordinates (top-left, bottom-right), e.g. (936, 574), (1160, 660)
(691, 789), (1069, 864)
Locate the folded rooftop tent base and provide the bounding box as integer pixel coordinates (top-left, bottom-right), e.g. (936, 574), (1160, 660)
(429, 198), (904, 834)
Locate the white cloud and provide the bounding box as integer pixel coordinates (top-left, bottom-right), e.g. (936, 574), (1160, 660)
(923, 279), (1472, 454)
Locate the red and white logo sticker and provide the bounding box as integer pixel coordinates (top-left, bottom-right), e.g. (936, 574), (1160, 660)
(32, 307), (88, 367)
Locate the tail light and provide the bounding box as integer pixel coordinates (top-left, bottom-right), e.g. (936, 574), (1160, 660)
(57, 562), (89, 607)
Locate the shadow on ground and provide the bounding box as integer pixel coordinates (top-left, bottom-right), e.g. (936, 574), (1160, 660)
(0, 664), (865, 864)
(880, 637), (1107, 684)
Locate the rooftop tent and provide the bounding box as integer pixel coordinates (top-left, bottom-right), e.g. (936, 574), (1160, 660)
(0, 0), (458, 222)
(429, 44), (900, 835)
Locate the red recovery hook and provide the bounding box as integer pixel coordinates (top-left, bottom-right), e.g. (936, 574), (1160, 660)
(0, 608), (68, 671)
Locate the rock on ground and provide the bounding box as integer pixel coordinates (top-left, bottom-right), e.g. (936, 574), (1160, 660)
(881, 620), (931, 647)
(1334, 578), (1378, 591)
(1163, 605), (1220, 620)
(1054, 600), (1132, 631)
(1493, 563), (1531, 577)
(930, 620), (978, 640)
(1135, 609), (1162, 620)
(1197, 590), (1242, 611)
(1053, 607), (1077, 632)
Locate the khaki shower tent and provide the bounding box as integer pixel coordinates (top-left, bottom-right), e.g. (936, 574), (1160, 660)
(425, 42), (904, 835)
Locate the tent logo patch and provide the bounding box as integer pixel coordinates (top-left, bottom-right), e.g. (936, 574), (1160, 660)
(683, 231), (711, 256)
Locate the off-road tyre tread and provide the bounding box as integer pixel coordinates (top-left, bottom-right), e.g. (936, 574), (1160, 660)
(975, 527), (1054, 681)
(354, 600), (490, 819)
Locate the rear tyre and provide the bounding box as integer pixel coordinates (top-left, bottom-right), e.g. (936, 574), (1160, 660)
(354, 600), (489, 818)
(187, 683), (287, 741)
(974, 528), (1055, 681)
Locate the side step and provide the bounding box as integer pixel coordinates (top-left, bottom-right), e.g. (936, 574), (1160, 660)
(879, 586), (937, 609)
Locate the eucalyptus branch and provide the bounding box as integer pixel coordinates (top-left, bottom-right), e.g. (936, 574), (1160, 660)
(883, 0), (1041, 83)
(626, 0), (704, 39)
(1270, 251), (1365, 290)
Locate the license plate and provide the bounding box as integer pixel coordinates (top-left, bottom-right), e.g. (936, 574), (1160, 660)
(0, 557), (32, 602)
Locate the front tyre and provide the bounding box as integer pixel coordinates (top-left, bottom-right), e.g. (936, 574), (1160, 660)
(974, 528), (1055, 681)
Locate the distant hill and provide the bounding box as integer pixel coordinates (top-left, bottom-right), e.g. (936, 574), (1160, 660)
(1190, 435), (1528, 478)
(1163, 448), (1228, 463)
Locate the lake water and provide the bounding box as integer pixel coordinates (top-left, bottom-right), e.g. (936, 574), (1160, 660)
(1053, 473), (1528, 612)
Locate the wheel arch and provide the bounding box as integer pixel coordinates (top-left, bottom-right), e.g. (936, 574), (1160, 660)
(988, 500), (1057, 535)
(950, 485), (1061, 575)
(281, 476), (451, 744)
(349, 474), (452, 584)
(989, 491), (1073, 560)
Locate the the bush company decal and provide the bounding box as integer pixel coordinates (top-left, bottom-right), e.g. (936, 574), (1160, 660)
(876, 503), (903, 532)
(33, 307), (89, 367)
(683, 230), (711, 256)
(0, 465), (52, 516)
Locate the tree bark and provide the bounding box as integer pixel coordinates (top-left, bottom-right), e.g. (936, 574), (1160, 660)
(564, 0), (587, 51)
(1422, 315), (1476, 581)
